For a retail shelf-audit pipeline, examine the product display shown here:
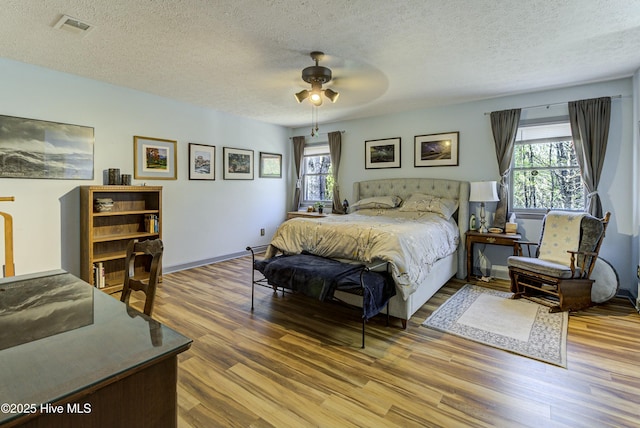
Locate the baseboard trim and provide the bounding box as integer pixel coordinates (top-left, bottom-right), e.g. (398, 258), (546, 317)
(164, 245), (268, 274)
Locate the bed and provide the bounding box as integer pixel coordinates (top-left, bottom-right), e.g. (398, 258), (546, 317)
(263, 177), (470, 327)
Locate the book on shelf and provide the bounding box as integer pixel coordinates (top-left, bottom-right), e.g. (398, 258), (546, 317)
(93, 262), (105, 288)
(144, 214), (159, 234)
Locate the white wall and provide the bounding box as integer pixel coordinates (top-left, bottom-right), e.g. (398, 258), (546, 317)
(0, 58), (291, 277)
(293, 78), (636, 296)
(633, 68), (640, 308)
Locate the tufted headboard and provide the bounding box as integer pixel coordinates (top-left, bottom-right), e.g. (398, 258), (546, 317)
(353, 177), (470, 279)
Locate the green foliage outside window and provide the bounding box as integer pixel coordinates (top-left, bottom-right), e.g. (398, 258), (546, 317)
(303, 154), (333, 203)
(512, 137), (584, 211)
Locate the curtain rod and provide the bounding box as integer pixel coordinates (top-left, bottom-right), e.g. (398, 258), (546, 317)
(483, 94), (624, 116)
(289, 130), (345, 139)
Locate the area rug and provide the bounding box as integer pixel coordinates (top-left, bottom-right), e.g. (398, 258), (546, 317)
(423, 284), (568, 367)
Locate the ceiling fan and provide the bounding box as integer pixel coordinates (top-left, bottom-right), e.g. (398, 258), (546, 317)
(294, 51), (339, 106)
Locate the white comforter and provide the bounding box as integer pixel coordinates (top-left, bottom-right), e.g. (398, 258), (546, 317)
(265, 209), (459, 300)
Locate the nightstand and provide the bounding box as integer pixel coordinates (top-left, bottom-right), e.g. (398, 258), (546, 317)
(286, 211), (328, 220)
(465, 230), (521, 281)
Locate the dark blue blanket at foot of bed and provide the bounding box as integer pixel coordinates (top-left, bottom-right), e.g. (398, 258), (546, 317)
(254, 253), (396, 320)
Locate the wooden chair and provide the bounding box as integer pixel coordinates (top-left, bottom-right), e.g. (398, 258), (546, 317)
(508, 211), (610, 312)
(120, 238), (163, 316)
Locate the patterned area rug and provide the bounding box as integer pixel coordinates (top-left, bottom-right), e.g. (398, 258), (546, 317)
(423, 284), (568, 367)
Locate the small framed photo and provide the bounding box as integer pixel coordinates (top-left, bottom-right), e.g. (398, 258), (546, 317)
(365, 137), (401, 169)
(189, 143), (215, 180)
(134, 136), (177, 180)
(259, 152), (282, 178)
(223, 147), (254, 180)
(414, 132), (459, 167)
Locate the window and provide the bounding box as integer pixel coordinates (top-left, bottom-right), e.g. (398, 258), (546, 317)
(510, 121), (585, 213)
(302, 143), (333, 205)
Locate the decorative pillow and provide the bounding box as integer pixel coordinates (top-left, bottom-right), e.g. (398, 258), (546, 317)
(398, 193), (459, 219)
(351, 195), (402, 210)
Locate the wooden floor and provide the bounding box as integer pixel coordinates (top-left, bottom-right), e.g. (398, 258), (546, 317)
(128, 255), (640, 427)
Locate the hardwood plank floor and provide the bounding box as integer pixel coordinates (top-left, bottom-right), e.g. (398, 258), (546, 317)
(125, 255), (640, 427)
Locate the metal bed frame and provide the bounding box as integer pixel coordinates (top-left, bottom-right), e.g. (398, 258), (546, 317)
(246, 246), (390, 348)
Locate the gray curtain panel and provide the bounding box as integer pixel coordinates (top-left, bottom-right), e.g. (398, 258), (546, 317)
(490, 108), (521, 229)
(292, 136), (305, 211)
(568, 97), (611, 218)
(328, 131), (344, 214)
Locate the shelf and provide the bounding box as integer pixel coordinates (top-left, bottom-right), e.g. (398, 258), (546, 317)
(93, 250), (151, 263)
(93, 251), (127, 263)
(93, 209), (159, 217)
(99, 283), (123, 295)
(93, 232), (159, 243)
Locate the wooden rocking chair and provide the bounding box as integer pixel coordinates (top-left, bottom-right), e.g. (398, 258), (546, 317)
(508, 211), (610, 313)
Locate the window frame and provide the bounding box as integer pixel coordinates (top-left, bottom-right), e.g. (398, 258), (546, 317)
(300, 142), (333, 207)
(508, 118), (585, 218)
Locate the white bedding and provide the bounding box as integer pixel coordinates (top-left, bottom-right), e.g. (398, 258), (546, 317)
(264, 208), (460, 300)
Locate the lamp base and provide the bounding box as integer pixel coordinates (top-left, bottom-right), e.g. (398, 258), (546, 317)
(478, 202), (488, 233)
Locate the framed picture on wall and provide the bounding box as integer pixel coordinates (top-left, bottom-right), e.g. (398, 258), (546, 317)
(364, 137), (401, 169)
(223, 147), (254, 180)
(188, 143), (215, 180)
(0, 114), (94, 179)
(134, 136), (177, 180)
(414, 132), (459, 167)
(259, 152), (282, 178)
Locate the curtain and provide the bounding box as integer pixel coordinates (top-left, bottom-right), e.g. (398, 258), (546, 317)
(490, 108), (521, 229)
(328, 131), (344, 214)
(568, 97), (611, 218)
(292, 136), (305, 211)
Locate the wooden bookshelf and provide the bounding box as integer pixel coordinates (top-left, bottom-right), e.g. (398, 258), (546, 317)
(80, 185), (162, 294)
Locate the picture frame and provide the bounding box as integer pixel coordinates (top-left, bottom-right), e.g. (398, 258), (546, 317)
(259, 152), (282, 178)
(364, 137), (401, 169)
(134, 136), (177, 180)
(414, 132), (459, 167)
(188, 143), (215, 180)
(223, 147), (254, 180)
(0, 114), (94, 180)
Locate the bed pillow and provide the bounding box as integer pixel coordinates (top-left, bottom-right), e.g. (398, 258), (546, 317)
(398, 193), (459, 220)
(351, 195), (402, 210)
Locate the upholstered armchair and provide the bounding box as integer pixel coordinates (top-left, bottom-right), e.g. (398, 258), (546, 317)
(508, 211), (610, 313)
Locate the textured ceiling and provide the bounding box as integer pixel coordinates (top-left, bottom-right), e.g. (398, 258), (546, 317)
(1, 0), (639, 128)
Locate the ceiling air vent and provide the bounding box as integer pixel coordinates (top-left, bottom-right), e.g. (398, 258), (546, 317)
(53, 15), (95, 35)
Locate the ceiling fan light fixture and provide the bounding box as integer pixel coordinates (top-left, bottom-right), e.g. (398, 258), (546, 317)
(294, 51), (339, 107)
(310, 91), (323, 106)
(294, 89), (309, 103)
(324, 88), (339, 103)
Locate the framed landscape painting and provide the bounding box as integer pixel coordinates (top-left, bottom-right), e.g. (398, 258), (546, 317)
(365, 137), (401, 169)
(134, 136), (177, 180)
(0, 114), (94, 179)
(223, 147), (254, 180)
(189, 143), (215, 180)
(414, 132), (459, 167)
(259, 152), (282, 178)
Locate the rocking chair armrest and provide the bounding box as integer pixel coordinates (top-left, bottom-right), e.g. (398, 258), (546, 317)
(513, 240), (538, 257)
(566, 250), (598, 257)
(566, 250), (599, 279)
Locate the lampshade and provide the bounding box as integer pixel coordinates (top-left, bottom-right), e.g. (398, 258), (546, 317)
(294, 89), (309, 103)
(324, 88), (339, 103)
(469, 181), (499, 202)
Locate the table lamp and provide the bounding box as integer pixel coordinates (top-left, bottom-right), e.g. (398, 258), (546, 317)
(469, 181), (499, 233)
